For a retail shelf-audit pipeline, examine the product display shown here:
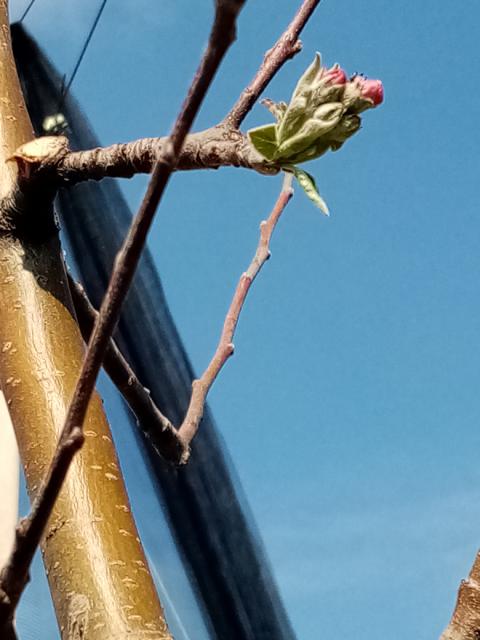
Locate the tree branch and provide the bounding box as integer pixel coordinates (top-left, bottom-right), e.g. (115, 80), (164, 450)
(178, 172), (293, 446)
(0, 0), (246, 623)
(9, 0), (322, 190)
(224, 0), (323, 129)
(67, 274), (188, 464)
(30, 128), (277, 185)
(70, 166), (292, 462)
(441, 551), (480, 640)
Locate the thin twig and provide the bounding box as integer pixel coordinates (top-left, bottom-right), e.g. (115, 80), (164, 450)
(67, 274), (187, 464)
(224, 0), (323, 129)
(0, 0), (246, 624)
(178, 172), (293, 445)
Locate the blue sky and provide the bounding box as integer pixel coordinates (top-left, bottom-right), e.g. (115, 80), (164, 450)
(10, 0), (480, 638)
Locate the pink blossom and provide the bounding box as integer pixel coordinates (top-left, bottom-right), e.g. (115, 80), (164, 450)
(356, 77), (384, 106)
(324, 65), (347, 86)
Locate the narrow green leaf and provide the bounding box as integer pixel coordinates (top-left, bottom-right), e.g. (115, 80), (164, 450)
(289, 166), (330, 216)
(277, 96), (308, 145)
(292, 53), (321, 99)
(275, 104), (344, 160)
(247, 124), (278, 161)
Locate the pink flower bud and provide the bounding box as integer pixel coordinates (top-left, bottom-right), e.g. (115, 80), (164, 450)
(356, 77), (383, 106)
(324, 65), (347, 86)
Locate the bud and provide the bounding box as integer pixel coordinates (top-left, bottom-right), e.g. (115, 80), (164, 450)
(355, 77), (384, 106)
(248, 53), (383, 166)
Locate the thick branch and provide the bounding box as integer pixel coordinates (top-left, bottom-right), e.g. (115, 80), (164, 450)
(224, 0), (323, 128)
(68, 275), (188, 464)
(0, 0), (246, 625)
(33, 128), (278, 186)
(178, 173), (293, 445)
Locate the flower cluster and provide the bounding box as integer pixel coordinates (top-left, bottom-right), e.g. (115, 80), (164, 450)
(248, 54), (383, 166)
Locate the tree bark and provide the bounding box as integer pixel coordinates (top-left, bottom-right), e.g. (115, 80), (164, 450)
(441, 552), (480, 640)
(0, 2), (170, 637)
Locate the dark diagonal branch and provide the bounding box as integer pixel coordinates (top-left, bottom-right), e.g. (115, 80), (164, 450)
(179, 173), (293, 445)
(0, 0), (246, 623)
(224, 0), (323, 129)
(67, 275), (187, 464)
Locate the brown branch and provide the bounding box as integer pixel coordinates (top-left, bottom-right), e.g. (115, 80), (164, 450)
(9, 1), (322, 190)
(224, 0), (323, 129)
(33, 128), (278, 186)
(68, 169), (292, 459)
(66, 176), (293, 461)
(67, 274), (188, 464)
(178, 173), (293, 445)
(441, 551), (480, 640)
(0, 0), (246, 623)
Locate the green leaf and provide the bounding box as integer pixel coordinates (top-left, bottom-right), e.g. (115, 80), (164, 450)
(284, 141), (330, 165)
(288, 166), (330, 216)
(292, 53), (321, 99)
(247, 124), (278, 161)
(275, 105), (344, 160)
(277, 95), (308, 144)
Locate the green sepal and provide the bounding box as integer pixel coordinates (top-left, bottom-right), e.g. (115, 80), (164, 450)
(293, 53), (321, 98)
(277, 54), (323, 143)
(277, 95), (308, 144)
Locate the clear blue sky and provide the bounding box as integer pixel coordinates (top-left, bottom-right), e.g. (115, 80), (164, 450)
(10, 1), (480, 638)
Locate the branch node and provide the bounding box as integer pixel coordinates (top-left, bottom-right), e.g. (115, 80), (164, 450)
(224, 0), (322, 128)
(67, 426), (85, 450)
